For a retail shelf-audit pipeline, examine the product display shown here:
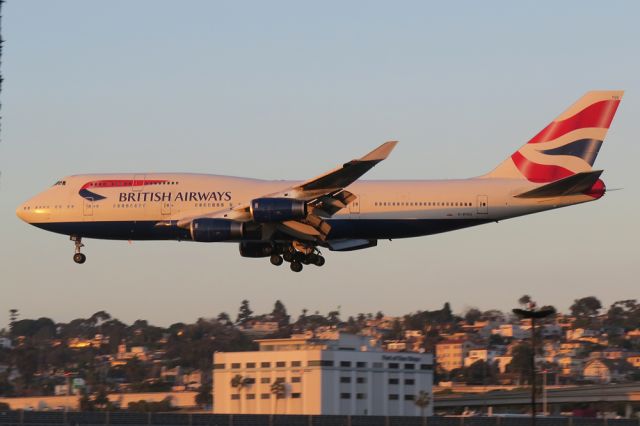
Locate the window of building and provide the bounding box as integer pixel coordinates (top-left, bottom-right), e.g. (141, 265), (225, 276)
(340, 377), (351, 383)
(389, 394), (399, 400)
(231, 394), (240, 400)
(291, 361), (302, 367)
(260, 377), (270, 384)
(244, 377), (255, 384)
(291, 393), (301, 399)
(231, 363), (241, 369)
(388, 378), (399, 385)
(308, 360), (334, 367)
(389, 363), (399, 369)
(292, 377), (301, 383)
(340, 393), (351, 399)
(261, 393), (270, 399)
(356, 377), (366, 384)
(340, 361), (352, 367)
(246, 362), (256, 368)
(356, 362), (367, 368)
(357, 393), (367, 400)
(213, 363), (225, 370)
(420, 364), (433, 370)
(261, 362), (271, 368)
(373, 362), (383, 368)
(276, 361), (286, 368)
(405, 379), (415, 385)
(246, 394), (255, 400)
(405, 395), (415, 401)
(404, 363), (415, 370)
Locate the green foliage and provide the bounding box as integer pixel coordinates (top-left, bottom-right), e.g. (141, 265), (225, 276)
(570, 296), (602, 326)
(127, 397), (174, 412)
(195, 384), (212, 408)
(236, 300), (254, 325)
(507, 343), (533, 384)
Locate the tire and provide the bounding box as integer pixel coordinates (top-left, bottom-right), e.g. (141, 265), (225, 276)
(73, 253), (86, 264)
(314, 256), (325, 267)
(290, 261), (303, 272)
(283, 252), (293, 262)
(270, 255), (283, 266)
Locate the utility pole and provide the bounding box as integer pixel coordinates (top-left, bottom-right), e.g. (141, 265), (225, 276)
(513, 303), (555, 426)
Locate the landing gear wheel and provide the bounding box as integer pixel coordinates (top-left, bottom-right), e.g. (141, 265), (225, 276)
(314, 255), (325, 267)
(282, 252), (293, 262)
(71, 236), (86, 264)
(270, 255), (284, 266)
(290, 261), (303, 272)
(301, 256), (311, 265)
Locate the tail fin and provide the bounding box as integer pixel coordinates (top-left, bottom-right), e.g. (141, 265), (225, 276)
(483, 91), (623, 182)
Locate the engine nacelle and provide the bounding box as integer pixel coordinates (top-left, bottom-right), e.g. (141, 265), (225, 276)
(250, 198), (307, 223)
(239, 242), (274, 258)
(190, 218), (243, 242)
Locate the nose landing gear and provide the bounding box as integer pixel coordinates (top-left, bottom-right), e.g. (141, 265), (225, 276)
(71, 236), (86, 264)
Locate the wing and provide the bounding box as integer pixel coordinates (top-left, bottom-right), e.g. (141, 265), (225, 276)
(169, 141), (398, 241)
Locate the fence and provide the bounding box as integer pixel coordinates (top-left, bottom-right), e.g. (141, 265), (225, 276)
(1, 412), (639, 426)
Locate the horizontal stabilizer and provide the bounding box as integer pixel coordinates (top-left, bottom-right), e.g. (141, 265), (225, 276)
(514, 170), (603, 198)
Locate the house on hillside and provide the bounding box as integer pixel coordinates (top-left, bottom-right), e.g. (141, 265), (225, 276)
(583, 358), (633, 384)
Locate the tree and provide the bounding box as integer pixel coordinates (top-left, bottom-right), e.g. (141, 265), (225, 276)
(327, 310), (341, 325)
(195, 384), (212, 408)
(464, 308), (482, 324)
(236, 300), (253, 325)
(271, 300), (290, 326)
(508, 343), (533, 384)
(570, 296), (602, 326)
(518, 295), (532, 307)
(216, 312), (231, 325)
(9, 310), (18, 330)
(414, 390), (431, 425)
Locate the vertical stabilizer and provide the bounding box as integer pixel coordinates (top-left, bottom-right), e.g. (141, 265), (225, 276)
(483, 91), (623, 182)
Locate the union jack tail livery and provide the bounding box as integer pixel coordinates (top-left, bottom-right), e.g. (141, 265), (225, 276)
(485, 91), (623, 183)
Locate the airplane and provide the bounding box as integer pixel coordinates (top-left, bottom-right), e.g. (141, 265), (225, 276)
(17, 90), (623, 272)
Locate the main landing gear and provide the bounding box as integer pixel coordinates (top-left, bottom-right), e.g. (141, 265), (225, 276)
(268, 244), (325, 272)
(71, 236), (86, 264)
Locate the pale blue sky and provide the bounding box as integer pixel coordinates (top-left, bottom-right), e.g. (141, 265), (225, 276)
(2, 1), (639, 328)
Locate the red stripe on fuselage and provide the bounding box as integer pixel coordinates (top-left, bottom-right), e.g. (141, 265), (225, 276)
(81, 179), (167, 190)
(511, 151), (574, 183)
(528, 99), (620, 144)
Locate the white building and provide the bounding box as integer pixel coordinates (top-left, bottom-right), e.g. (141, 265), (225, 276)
(213, 333), (433, 416)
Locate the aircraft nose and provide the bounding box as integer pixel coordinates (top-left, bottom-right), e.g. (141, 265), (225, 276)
(16, 202), (31, 223)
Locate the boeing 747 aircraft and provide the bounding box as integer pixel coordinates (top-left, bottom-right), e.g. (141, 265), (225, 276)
(17, 91), (622, 272)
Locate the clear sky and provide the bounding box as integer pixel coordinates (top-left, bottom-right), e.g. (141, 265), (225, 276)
(2, 1), (639, 329)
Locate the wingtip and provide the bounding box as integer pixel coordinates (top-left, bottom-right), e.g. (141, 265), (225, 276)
(360, 140), (399, 161)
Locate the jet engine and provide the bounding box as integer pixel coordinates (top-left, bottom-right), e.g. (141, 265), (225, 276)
(190, 218), (243, 242)
(250, 198), (307, 222)
(239, 241), (274, 258)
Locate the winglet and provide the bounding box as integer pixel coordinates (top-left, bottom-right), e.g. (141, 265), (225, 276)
(359, 141), (398, 162)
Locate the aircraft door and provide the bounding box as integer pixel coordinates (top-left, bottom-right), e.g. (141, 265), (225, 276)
(477, 195), (488, 214)
(83, 198), (94, 217)
(161, 200), (171, 216)
(349, 195), (360, 217)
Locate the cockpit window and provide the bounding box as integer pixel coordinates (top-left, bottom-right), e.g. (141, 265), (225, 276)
(52, 180), (67, 186)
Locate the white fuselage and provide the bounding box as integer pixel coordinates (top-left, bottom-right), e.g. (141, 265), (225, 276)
(16, 173), (596, 242)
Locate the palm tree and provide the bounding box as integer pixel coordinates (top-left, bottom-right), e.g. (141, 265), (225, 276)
(414, 390), (431, 426)
(230, 374), (246, 412)
(270, 378), (286, 414)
